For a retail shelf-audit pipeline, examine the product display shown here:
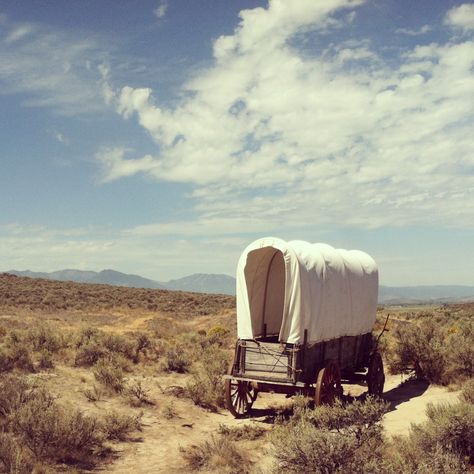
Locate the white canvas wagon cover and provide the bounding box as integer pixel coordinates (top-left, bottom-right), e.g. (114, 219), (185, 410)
(236, 237), (378, 344)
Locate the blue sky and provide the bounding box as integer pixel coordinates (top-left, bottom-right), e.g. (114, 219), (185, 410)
(0, 0), (473, 285)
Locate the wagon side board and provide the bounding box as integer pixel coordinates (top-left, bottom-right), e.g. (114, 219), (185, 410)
(231, 332), (374, 386)
(299, 332), (373, 383)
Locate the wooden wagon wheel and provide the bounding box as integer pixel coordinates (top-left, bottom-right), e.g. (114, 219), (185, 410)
(315, 360), (342, 406)
(367, 351), (385, 396)
(225, 376), (258, 418)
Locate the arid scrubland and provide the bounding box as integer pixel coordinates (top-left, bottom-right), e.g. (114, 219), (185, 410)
(0, 273), (473, 473)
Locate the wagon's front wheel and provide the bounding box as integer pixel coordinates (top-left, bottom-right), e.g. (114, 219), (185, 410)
(367, 351), (385, 397)
(315, 360), (342, 406)
(225, 377), (258, 418)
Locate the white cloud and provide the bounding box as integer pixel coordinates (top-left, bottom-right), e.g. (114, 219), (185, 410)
(395, 25), (431, 36)
(5, 24), (33, 43)
(153, 1), (168, 19)
(0, 17), (111, 115)
(0, 223), (240, 280)
(99, 0), (474, 234)
(445, 3), (474, 30)
(53, 130), (68, 144)
(96, 147), (158, 183)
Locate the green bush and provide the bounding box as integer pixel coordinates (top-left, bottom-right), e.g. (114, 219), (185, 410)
(383, 436), (468, 474)
(409, 401), (474, 463)
(388, 320), (446, 383)
(387, 318), (474, 384)
(272, 420), (365, 473)
(186, 345), (228, 411)
(9, 389), (104, 464)
(271, 397), (389, 474)
(206, 326), (230, 346)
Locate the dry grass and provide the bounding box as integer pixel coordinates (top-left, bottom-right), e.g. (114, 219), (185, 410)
(1, 272), (473, 473)
(0, 273), (234, 318)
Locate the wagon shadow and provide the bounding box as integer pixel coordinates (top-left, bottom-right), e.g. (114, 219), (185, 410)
(381, 378), (430, 412)
(248, 377), (430, 422)
(343, 378), (430, 412)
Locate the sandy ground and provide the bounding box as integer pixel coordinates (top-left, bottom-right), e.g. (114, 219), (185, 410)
(104, 373), (460, 474)
(382, 374), (460, 437)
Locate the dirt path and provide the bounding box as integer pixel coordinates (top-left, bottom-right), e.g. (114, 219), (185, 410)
(106, 375), (460, 473)
(107, 395), (271, 473)
(382, 374), (460, 437)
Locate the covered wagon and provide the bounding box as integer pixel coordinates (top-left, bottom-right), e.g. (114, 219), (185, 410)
(224, 237), (385, 417)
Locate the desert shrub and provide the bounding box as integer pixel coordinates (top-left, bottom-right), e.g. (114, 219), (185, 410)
(133, 333), (152, 362)
(388, 320), (447, 383)
(74, 329), (137, 367)
(93, 358), (126, 393)
(409, 401), (474, 463)
(83, 385), (104, 403)
(75, 327), (101, 348)
(0, 326), (7, 338)
(10, 344), (35, 372)
(9, 389), (104, 464)
(271, 397), (389, 474)
(186, 345), (228, 411)
(74, 340), (108, 367)
(295, 397), (389, 434)
(206, 326), (230, 346)
(272, 421), (365, 473)
(38, 349), (54, 370)
(448, 321), (474, 379)
(101, 333), (135, 361)
(180, 435), (250, 473)
(125, 379), (154, 407)
(24, 325), (66, 353)
(387, 317), (474, 384)
(0, 349), (14, 373)
(161, 344), (193, 373)
(0, 432), (35, 474)
(0, 375), (32, 417)
(162, 401), (178, 419)
(217, 423), (266, 441)
(461, 378), (474, 404)
(101, 411), (142, 441)
(0, 344), (35, 373)
(383, 436), (468, 474)
(151, 338), (168, 360)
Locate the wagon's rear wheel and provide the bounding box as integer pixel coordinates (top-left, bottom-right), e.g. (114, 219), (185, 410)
(315, 360), (342, 406)
(225, 377), (258, 418)
(367, 351), (385, 397)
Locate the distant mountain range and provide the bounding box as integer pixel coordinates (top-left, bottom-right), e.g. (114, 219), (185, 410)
(5, 269), (235, 295)
(378, 285), (474, 304)
(4, 269), (474, 303)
